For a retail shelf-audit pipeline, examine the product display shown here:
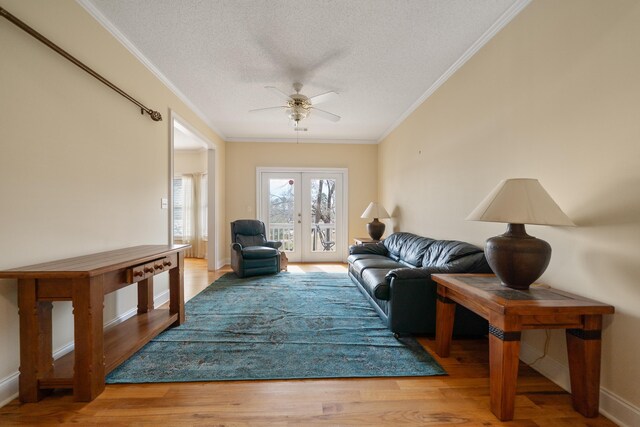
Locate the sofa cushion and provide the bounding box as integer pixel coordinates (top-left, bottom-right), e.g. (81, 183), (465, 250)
(422, 240), (484, 268)
(360, 268), (393, 300)
(352, 257), (404, 277)
(242, 246), (278, 259)
(347, 253), (389, 265)
(383, 232), (435, 266)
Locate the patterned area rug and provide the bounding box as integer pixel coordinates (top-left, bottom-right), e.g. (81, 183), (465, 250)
(106, 272), (445, 383)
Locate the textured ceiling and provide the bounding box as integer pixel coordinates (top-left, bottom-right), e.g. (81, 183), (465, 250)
(83, 0), (528, 143)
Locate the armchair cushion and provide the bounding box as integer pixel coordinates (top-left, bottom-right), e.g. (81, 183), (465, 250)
(242, 246), (279, 259)
(236, 233), (267, 248)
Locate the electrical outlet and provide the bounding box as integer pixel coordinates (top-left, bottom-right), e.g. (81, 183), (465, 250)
(161, 198), (168, 209)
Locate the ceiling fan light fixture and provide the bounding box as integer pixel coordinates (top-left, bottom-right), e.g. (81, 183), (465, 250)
(287, 104), (309, 125)
(252, 82), (341, 129)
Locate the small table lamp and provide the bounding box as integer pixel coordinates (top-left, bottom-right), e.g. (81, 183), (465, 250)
(466, 178), (574, 290)
(361, 202), (390, 241)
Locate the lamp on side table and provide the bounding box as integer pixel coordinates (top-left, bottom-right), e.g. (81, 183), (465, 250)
(466, 178), (574, 290)
(360, 202), (390, 241)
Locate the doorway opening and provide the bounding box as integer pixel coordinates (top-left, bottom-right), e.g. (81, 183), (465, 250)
(257, 168), (348, 262)
(170, 112), (217, 271)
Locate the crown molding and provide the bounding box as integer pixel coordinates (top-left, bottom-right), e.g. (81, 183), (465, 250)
(226, 137), (377, 145)
(376, 0), (532, 143)
(76, 0), (226, 140)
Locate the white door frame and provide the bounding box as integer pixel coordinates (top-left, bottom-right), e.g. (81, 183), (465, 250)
(256, 167), (349, 262)
(169, 110), (218, 271)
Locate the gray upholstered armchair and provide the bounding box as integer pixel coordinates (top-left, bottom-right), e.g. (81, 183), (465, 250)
(230, 219), (282, 278)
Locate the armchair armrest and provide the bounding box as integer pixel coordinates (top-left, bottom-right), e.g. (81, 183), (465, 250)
(231, 242), (243, 252)
(264, 240), (283, 250)
(349, 243), (388, 255)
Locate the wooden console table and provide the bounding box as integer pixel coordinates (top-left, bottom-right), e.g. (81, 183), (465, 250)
(0, 244), (190, 402)
(431, 274), (614, 421)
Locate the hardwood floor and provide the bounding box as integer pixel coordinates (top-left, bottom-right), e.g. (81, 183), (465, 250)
(0, 259), (616, 426)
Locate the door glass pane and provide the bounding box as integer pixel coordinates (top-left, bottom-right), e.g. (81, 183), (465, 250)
(309, 179), (336, 252)
(268, 178), (295, 251)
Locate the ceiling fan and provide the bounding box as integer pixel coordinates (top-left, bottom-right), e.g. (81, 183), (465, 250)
(249, 82), (341, 128)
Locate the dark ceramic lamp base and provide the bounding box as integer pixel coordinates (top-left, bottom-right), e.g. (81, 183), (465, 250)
(485, 223), (551, 290)
(366, 218), (385, 241)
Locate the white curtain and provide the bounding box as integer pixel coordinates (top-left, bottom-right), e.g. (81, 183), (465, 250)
(179, 173), (207, 258)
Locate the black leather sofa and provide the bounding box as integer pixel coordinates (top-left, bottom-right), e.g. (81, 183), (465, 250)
(348, 232), (491, 336)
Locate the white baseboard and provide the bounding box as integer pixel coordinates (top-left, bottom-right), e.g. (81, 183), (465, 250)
(0, 372), (19, 408)
(600, 387), (640, 427)
(520, 342), (571, 391)
(0, 289), (171, 408)
(520, 342), (639, 426)
(217, 258), (230, 270)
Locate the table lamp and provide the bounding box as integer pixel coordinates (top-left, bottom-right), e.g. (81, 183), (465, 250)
(466, 178), (574, 290)
(361, 202), (390, 241)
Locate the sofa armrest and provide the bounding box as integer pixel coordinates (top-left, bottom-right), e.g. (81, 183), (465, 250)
(264, 240), (283, 250)
(231, 242), (243, 252)
(349, 242), (388, 255)
(386, 268), (432, 280)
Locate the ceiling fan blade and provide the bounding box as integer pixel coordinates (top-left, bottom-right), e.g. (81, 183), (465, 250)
(249, 106), (286, 113)
(309, 91), (338, 105)
(265, 86), (292, 102)
(312, 107), (341, 122)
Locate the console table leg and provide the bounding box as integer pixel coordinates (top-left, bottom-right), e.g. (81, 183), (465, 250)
(137, 276), (154, 314)
(566, 315), (603, 418)
(17, 279), (53, 402)
(488, 317), (521, 422)
(72, 277), (105, 401)
(169, 253), (185, 325)
(435, 289), (456, 357)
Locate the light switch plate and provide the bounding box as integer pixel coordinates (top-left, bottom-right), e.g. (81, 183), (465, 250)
(161, 198), (168, 209)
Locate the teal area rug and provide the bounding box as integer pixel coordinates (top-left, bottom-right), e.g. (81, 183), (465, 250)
(106, 272), (445, 383)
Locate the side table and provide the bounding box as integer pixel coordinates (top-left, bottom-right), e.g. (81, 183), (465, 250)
(353, 237), (382, 246)
(431, 273), (614, 421)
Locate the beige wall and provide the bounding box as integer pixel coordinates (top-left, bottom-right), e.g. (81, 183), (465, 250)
(175, 150), (208, 175)
(225, 142), (378, 260)
(379, 0), (640, 412)
(0, 0), (225, 397)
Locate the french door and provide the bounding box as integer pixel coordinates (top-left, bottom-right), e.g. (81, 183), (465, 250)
(258, 168), (347, 262)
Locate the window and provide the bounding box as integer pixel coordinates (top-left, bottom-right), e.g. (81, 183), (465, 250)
(173, 177), (184, 238)
(174, 175), (205, 241)
(201, 174), (208, 239)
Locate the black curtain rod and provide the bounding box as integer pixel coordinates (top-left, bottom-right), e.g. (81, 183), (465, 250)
(1, 6), (162, 121)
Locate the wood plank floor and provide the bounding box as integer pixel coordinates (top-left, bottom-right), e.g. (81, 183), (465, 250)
(0, 259), (617, 426)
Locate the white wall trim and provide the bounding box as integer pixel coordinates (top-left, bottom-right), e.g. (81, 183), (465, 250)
(226, 137), (377, 145)
(520, 341), (571, 390)
(600, 387), (640, 427)
(377, 0), (532, 143)
(520, 341), (639, 426)
(0, 372), (19, 408)
(76, 0), (226, 140)
(0, 290), (171, 408)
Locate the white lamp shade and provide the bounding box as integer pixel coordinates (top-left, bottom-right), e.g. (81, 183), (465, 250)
(466, 178), (574, 226)
(361, 202), (390, 219)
